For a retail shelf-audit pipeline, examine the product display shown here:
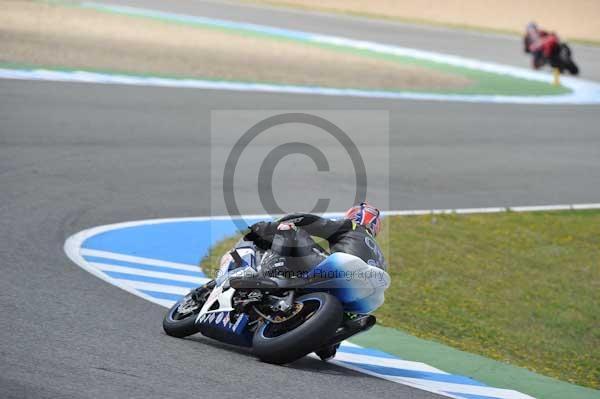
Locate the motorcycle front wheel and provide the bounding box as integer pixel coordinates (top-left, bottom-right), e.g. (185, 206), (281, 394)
(252, 292), (343, 364)
(559, 44), (579, 75)
(566, 61), (579, 75)
(162, 280), (214, 338)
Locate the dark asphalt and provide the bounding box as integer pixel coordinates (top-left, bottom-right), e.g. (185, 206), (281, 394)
(0, 82), (448, 399)
(1, 2), (600, 398)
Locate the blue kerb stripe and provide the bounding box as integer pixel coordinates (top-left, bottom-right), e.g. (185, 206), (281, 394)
(84, 2), (317, 42)
(444, 392), (503, 399)
(139, 290), (183, 301)
(83, 255), (205, 277)
(104, 271), (199, 288)
(339, 345), (399, 359)
(340, 361), (487, 386)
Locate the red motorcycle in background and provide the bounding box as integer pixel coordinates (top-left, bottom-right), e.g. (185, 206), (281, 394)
(524, 22), (579, 75)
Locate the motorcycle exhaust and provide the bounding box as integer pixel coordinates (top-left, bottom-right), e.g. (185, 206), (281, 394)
(319, 314), (376, 348)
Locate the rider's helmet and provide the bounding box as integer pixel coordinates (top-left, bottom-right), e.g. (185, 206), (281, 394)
(526, 22), (538, 34)
(344, 202), (382, 236)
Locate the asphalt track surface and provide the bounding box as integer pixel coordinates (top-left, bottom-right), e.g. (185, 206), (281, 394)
(1, 1), (600, 398)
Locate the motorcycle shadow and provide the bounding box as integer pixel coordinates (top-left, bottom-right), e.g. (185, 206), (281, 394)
(186, 334), (254, 358)
(186, 334), (379, 378)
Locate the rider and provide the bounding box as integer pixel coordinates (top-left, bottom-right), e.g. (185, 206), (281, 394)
(523, 22), (559, 69)
(244, 202), (386, 271)
(243, 202), (385, 361)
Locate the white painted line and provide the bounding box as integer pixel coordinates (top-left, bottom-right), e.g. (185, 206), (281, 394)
(80, 248), (201, 272)
(388, 377), (535, 399)
(571, 203), (600, 210)
(2, 3), (599, 104)
(2, 67), (598, 105)
(454, 207), (508, 214)
(510, 204), (571, 212)
(148, 298), (178, 308)
(386, 209), (432, 216)
(323, 357), (471, 399)
(89, 262), (208, 284)
(109, 280), (193, 296)
(64, 202), (600, 242)
(334, 351), (447, 374)
(383, 203), (600, 217)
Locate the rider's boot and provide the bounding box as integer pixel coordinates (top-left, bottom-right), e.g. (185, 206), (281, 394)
(315, 343), (340, 361)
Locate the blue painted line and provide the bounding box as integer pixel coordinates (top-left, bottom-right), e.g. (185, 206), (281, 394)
(444, 392), (503, 399)
(103, 271), (199, 288)
(82, 218), (264, 265)
(340, 361), (487, 386)
(139, 290), (184, 301)
(68, 215), (535, 398)
(83, 255), (205, 277)
(338, 345), (399, 360)
(83, 2), (317, 42)
(82, 221), (216, 265)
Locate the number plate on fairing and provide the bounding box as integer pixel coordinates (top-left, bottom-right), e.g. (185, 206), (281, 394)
(196, 311), (248, 334)
(196, 311), (253, 347)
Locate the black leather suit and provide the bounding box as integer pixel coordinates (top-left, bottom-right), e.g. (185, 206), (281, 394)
(246, 213), (386, 271)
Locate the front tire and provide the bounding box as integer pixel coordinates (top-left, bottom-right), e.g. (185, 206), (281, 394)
(566, 61), (579, 75)
(559, 44), (579, 75)
(163, 281), (214, 338)
(252, 292), (343, 364)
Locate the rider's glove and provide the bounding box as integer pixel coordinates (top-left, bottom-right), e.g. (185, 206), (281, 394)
(276, 222), (297, 231)
(244, 222), (275, 250)
(244, 221), (271, 242)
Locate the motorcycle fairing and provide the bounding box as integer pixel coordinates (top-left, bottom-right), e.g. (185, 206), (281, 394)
(305, 252), (391, 314)
(194, 246), (389, 343)
(196, 311), (253, 347)
(194, 268), (254, 347)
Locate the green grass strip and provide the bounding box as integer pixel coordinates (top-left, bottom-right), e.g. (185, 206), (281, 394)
(374, 210), (600, 391)
(351, 325), (600, 399)
(200, 210), (600, 393)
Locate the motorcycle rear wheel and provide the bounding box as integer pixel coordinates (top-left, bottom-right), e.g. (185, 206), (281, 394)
(253, 292), (343, 364)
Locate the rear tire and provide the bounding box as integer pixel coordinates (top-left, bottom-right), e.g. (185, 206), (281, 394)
(252, 292), (343, 364)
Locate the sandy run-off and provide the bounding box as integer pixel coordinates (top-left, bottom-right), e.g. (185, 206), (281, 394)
(0, 0), (471, 91)
(241, 0), (600, 43)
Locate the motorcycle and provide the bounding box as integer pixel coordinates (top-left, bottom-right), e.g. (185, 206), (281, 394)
(162, 228), (390, 364)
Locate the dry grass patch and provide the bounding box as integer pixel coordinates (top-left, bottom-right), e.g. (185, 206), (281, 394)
(0, 0), (471, 90)
(239, 0), (600, 43)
